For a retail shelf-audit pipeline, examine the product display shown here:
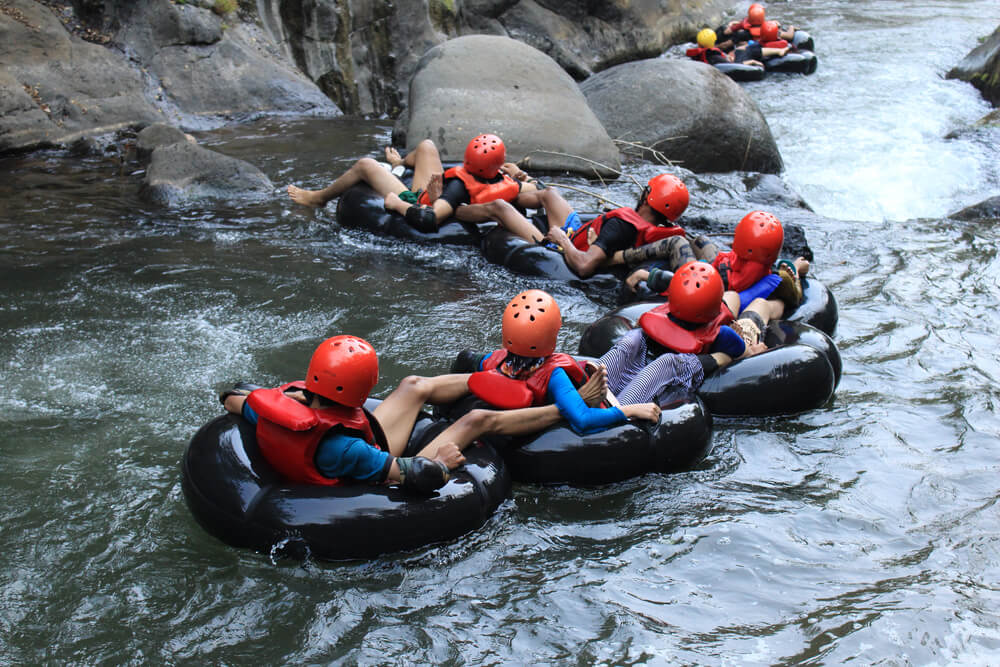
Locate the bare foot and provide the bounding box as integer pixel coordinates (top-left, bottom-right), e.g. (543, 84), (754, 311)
(287, 184), (328, 208)
(384, 146), (404, 168)
(579, 364), (609, 407)
(794, 256), (810, 277)
(425, 173), (443, 203)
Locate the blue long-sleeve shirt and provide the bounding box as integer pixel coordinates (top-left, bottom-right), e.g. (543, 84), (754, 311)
(546, 367), (628, 435)
(477, 354), (628, 435)
(242, 401), (390, 482)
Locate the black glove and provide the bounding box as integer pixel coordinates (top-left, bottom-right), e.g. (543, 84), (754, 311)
(397, 456), (450, 494)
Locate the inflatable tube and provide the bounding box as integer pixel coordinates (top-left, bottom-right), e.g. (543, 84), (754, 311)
(714, 62), (766, 82)
(698, 321), (836, 415)
(576, 319), (838, 417)
(335, 181), (494, 246)
(764, 51), (818, 75)
(181, 399), (510, 561)
(785, 276), (838, 336)
(612, 277), (838, 336)
(444, 352), (713, 485)
(792, 30), (815, 52)
(480, 226), (622, 290)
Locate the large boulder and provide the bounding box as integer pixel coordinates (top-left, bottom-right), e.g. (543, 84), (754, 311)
(0, 0), (164, 152)
(139, 124), (274, 207)
(255, 0), (733, 116)
(402, 35), (621, 176)
(947, 24), (1000, 107)
(581, 58), (783, 174)
(116, 1), (339, 127)
(949, 196), (1000, 221)
(0, 0), (338, 154)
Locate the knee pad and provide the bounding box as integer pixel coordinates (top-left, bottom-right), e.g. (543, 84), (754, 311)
(404, 205), (438, 233)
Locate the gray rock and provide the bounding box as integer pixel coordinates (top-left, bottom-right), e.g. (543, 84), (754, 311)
(0, 0), (338, 154)
(135, 123), (195, 162)
(254, 0), (732, 116)
(403, 35), (621, 177)
(0, 0), (165, 153)
(949, 196), (1000, 221)
(947, 24), (1000, 107)
(142, 140), (274, 207)
(117, 1), (339, 127)
(581, 58), (783, 174)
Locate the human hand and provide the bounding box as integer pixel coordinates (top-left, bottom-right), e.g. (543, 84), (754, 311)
(544, 226), (569, 246)
(626, 269), (650, 292)
(742, 341), (768, 358)
(623, 402), (661, 423)
(434, 442), (467, 470)
(501, 163), (530, 181)
(578, 364), (608, 407)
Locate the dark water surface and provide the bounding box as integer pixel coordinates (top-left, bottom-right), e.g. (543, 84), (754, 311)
(3, 0), (1000, 663)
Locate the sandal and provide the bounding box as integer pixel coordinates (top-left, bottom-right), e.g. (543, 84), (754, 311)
(774, 259), (803, 309)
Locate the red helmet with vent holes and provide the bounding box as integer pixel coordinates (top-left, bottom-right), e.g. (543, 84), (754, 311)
(668, 262), (725, 324)
(305, 335), (378, 407)
(733, 211), (784, 265)
(646, 174), (689, 222)
(464, 133), (506, 179)
(501, 290), (561, 357)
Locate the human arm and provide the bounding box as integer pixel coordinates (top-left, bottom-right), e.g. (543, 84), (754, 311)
(625, 268), (650, 292)
(318, 431), (463, 494)
(548, 368), (660, 433)
(544, 226), (609, 278)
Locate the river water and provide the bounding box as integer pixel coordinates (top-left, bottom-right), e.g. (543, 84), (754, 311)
(2, 0), (1000, 663)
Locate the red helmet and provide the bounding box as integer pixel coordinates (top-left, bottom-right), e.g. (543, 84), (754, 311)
(464, 133), (506, 179)
(502, 290), (561, 357)
(761, 20), (780, 43)
(748, 3), (766, 26)
(669, 262), (725, 324)
(645, 174), (689, 222)
(305, 335), (378, 407)
(733, 211), (784, 265)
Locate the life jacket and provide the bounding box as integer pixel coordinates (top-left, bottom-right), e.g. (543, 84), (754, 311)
(711, 250), (772, 292)
(569, 207), (686, 252)
(686, 46), (728, 64)
(761, 39), (789, 50)
(468, 350), (589, 409)
(638, 302), (735, 354)
(248, 381), (384, 486)
(441, 165), (521, 205)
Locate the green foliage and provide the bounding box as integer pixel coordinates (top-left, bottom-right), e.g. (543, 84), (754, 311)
(213, 0), (237, 15)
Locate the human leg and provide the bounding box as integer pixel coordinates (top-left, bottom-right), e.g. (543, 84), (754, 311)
(597, 328), (649, 396)
(513, 187), (575, 229)
(456, 199), (544, 242)
(407, 139), (445, 192)
(416, 404), (562, 459)
(288, 157), (408, 207)
(616, 352), (705, 405)
(372, 374), (472, 456)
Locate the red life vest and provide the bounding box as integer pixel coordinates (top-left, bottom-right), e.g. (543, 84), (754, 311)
(248, 381), (383, 486)
(711, 250), (772, 292)
(762, 39), (789, 49)
(442, 165), (521, 205)
(569, 207), (686, 252)
(638, 302), (735, 354)
(468, 350), (589, 409)
(686, 46), (727, 64)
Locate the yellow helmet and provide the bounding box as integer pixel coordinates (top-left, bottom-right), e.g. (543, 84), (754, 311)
(697, 28), (717, 49)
